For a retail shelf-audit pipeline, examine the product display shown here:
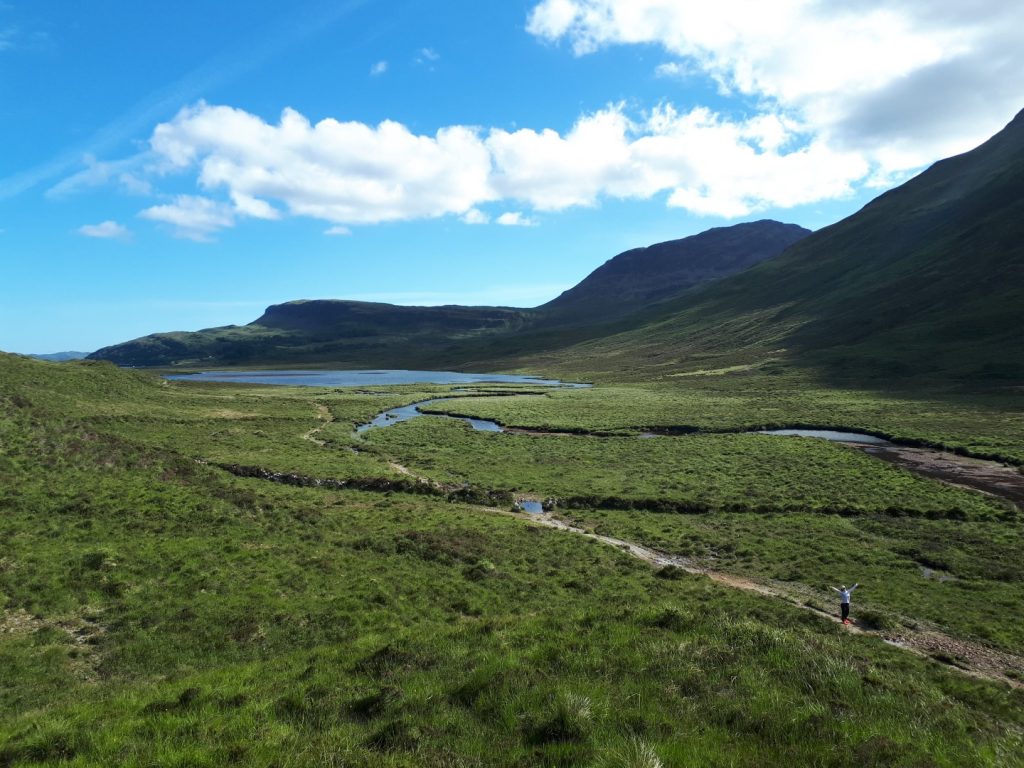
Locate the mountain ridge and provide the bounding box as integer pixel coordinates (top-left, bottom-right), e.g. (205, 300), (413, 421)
(88, 219), (805, 368)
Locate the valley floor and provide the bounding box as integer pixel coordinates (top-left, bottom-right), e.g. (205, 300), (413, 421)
(2, 355), (1023, 766)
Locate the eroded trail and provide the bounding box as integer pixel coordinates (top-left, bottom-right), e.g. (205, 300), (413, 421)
(497, 508), (1024, 688)
(301, 403), (333, 446)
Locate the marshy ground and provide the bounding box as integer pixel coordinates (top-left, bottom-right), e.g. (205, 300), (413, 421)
(2, 355), (1023, 766)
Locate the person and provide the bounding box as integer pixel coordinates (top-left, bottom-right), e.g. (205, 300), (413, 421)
(830, 583), (859, 624)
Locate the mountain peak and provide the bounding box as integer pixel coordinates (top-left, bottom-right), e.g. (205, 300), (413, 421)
(541, 219), (810, 320)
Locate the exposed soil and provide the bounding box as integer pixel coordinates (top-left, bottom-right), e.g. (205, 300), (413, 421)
(301, 403), (333, 446)
(849, 443), (1024, 507)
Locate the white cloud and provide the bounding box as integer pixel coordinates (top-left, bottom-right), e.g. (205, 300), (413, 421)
(527, 0), (1024, 174)
(324, 225), (351, 236)
(417, 47), (440, 63)
(139, 194), (235, 241)
(77, 220), (131, 240)
(230, 192), (280, 220)
(488, 103), (866, 217)
(496, 211), (538, 227)
(370, 60), (387, 76)
(461, 208), (490, 225)
(654, 62), (688, 79)
(129, 100), (872, 231)
(148, 103), (496, 226)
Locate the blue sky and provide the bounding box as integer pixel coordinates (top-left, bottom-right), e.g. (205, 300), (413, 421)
(2, 0), (1022, 354)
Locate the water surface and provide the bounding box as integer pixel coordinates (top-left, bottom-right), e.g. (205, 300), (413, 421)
(517, 500), (544, 514)
(356, 398), (505, 434)
(757, 429), (890, 445)
(167, 369), (584, 388)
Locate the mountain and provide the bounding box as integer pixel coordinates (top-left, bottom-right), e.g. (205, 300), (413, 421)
(90, 99), (1024, 384)
(540, 220), (809, 322)
(89, 301), (531, 368)
(516, 108), (1024, 384)
(27, 351), (89, 362)
(89, 220), (806, 368)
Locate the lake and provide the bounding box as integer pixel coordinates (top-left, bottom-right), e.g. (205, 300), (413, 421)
(166, 369), (586, 388)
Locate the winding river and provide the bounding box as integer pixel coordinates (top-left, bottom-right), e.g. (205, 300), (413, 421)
(170, 370), (1022, 507)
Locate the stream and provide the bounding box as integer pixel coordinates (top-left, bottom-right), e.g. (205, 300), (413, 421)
(356, 397), (1023, 507)
(169, 370), (1022, 508)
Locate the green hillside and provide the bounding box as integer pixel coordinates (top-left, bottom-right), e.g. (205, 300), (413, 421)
(87, 221), (808, 369)
(519, 109), (1024, 385)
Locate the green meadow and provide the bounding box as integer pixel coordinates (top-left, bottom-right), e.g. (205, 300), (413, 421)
(421, 374), (1024, 463)
(2, 354), (1023, 766)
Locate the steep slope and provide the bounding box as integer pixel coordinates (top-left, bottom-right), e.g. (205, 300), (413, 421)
(524, 108), (1024, 384)
(540, 220), (809, 322)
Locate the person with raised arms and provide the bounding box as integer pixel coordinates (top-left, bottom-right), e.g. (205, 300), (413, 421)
(831, 583), (860, 624)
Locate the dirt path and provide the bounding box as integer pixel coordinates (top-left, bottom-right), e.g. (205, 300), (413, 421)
(301, 404), (332, 446)
(495, 508), (1024, 688)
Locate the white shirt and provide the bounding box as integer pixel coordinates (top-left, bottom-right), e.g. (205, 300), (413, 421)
(834, 584), (858, 603)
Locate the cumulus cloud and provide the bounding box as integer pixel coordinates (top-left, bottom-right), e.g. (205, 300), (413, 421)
(461, 208), (490, 225)
(324, 225), (351, 236)
(139, 195), (235, 241)
(489, 104), (866, 216)
(137, 101), (872, 229)
(370, 60), (387, 76)
(654, 62), (689, 79)
(527, 0), (1024, 173)
(149, 103), (495, 227)
(77, 220), (131, 239)
(496, 211), (538, 227)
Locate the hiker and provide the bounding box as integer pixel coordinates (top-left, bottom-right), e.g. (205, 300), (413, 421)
(830, 583), (859, 624)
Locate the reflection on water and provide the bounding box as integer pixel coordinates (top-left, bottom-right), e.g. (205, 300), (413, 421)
(356, 398), (505, 434)
(167, 369), (586, 388)
(757, 429), (890, 445)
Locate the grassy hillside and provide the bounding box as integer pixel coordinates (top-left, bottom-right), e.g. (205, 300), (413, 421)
(509, 109), (1024, 386)
(87, 222), (810, 370)
(3, 353), (1024, 765)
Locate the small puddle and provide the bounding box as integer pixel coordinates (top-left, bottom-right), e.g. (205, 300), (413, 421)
(756, 429), (890, 445)
(517, 500), (544, 514)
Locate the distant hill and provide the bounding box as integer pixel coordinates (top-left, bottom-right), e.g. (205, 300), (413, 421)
(27, 351), (89, 362)
(89, 221), (805, 368)
(540, 220), (809, 322)
(517, 108), (1024, 384)
(88, 301), (532, 368)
